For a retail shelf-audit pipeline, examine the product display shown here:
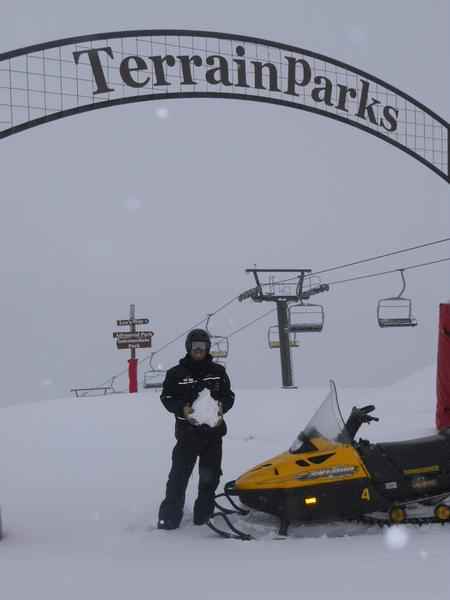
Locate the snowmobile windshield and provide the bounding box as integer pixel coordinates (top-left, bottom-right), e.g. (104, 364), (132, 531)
(289, 381), (351, 453)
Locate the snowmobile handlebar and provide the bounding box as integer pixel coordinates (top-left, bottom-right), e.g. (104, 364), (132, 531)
(356, 405), (379, 423)
(345, 405), (379, 440)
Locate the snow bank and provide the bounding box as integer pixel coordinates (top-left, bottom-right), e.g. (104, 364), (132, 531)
(0, 368), (448, 600)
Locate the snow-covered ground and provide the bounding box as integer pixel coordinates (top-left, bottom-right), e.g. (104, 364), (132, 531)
(1, 366), (449, 600)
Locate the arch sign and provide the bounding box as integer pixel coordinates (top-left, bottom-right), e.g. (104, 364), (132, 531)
(0, 29), (448, 182)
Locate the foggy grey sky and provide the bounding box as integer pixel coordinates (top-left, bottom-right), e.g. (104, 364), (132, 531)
(1, 0), (449, 405)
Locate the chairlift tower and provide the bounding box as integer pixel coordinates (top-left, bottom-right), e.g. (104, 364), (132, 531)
(239, 268), (329, 388)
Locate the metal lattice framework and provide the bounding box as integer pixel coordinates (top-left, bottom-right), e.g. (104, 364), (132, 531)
(0, 29), (448, 181)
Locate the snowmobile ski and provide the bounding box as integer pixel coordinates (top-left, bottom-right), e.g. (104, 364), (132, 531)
(205, 489), (252, 540)
(205, 512), (253, 540)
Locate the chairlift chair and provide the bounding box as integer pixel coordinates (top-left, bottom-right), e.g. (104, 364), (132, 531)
(143, 353), (166, 389)
(288, 301), (324, 333)
(268, 325), (299, 349)
(377, 269), (417, 328)
(210, 339), (229, 359)
(206, 314), (230, 360)
(143, 370), (166, 389)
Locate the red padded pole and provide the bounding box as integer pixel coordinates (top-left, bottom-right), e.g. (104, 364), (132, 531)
(128, 358), (138, 394)
(436, 303), (450, 431)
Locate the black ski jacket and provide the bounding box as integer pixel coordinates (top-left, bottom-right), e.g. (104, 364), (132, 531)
(160, 354), (235, 438)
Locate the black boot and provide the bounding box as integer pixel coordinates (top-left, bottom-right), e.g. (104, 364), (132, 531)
(193, 513), (211, 526)
(193, 493), (215, 525)
(157, 518), (180, 530)
(158, 498), (183, 530)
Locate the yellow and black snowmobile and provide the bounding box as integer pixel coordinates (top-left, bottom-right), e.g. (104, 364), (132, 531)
(207, 381), (450, 539)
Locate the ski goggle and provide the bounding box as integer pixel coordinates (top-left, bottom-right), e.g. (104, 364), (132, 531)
(190, 341), (208, 352)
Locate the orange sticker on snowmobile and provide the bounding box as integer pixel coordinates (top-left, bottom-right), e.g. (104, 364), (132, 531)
(403, 466), (440, 476)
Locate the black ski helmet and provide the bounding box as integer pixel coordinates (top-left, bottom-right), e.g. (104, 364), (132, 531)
(185, 328), (211, 352)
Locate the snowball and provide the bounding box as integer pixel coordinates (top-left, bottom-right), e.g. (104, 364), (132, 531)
(384, 525), (409, 549)
(191, 389), (221, 427)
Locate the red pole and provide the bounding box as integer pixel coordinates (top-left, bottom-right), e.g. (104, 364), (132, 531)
(128, 358), (138, 393)
(436, 303), (450, 431)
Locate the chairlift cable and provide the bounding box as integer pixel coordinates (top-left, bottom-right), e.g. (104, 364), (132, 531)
(208, 294), (242, 315)
(91, 245), (450, 392)
(326, 257), (450, 286)
(227, 308), (277, 338)
(265, 237), (450, 287)
(312, 237), (450, 277)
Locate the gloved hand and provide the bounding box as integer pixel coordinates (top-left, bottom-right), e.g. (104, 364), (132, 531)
(183, 404), (199, 426)
(214, 402), (224, 427)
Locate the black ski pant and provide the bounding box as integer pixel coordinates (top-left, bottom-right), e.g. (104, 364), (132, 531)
(158, 432), (223, 528)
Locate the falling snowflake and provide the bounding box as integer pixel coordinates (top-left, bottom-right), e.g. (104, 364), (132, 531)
(156, 107), (169, 119)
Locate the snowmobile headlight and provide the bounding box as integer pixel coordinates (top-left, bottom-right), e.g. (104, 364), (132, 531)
(305, 497), (317, 505)
(296, 465), (357, 481)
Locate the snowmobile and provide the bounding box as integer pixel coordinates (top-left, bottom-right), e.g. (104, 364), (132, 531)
(207, 381), (450, 539)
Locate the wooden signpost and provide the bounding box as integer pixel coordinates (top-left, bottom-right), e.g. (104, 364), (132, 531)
(114, 305), (153, 393)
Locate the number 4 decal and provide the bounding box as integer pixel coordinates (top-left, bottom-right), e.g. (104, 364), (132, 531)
(361, 488), (371, 501)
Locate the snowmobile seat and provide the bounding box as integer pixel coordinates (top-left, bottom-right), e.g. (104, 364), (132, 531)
(357, 442), (405, 481)
(378, 434), (450, 473)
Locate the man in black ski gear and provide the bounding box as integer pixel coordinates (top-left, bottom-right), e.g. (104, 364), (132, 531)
(158, 329), (235, 529)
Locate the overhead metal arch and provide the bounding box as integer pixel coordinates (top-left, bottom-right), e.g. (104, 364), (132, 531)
(0, 29), (448, 182)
